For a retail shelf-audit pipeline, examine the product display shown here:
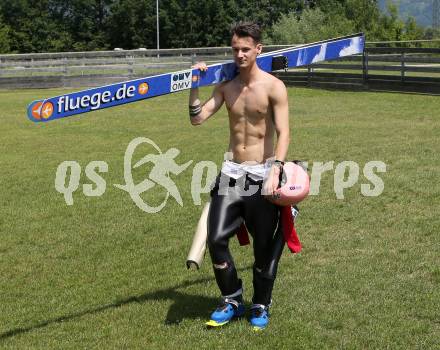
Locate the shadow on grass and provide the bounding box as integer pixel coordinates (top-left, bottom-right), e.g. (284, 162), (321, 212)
(0, 271), (250, 340)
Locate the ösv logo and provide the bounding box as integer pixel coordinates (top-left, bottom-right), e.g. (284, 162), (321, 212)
(170, 70), (192, 92)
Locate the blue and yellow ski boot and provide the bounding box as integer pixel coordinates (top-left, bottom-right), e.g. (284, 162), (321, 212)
(206, 296), (245, 327)
(249, 304), (270, 330)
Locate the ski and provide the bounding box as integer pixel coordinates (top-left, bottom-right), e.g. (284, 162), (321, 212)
(27, 33), (364, 123)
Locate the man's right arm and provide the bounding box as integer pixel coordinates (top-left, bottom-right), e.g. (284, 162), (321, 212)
(189, 63), (225, 126)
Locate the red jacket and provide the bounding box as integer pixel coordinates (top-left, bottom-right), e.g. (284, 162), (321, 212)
(236, 206), (301, 253)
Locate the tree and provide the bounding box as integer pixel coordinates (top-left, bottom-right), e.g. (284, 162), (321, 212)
(270, 7), (354, 44)
(0, 18), (11, 53)
(374, 1), (405, 41)
(0, 0), (114, 53)
(106, 0), (156, 49)
(402, 16), (425, 41)
(0, 0), (430, 53)
(379, 0), (433, 28)
(50, 0), (113, 51)
(424, 27), (440, 39)
(270, 0), (429, 43)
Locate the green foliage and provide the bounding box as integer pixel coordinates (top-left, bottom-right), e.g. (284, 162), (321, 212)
(0, 0), (112, 52)
(158, 0), (236, 48)
(424, 27), (440, 40)
(402, 16), (425, 41)
(0, 0), (433, 53)
(270, 0), (429, 43)
(106, 0), (156, 50)
(0, 16), (11, 53)
(379, 0), (433, 28)
(373, 1), (405, 41)
(270, 8), (354, 44)
(0, 0), (303, 52)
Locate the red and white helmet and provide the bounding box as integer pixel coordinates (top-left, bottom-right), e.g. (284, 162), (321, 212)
(267, 162), (310, 206)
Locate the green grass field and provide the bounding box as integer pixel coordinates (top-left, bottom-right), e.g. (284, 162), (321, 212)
(0, 86), (439, 349)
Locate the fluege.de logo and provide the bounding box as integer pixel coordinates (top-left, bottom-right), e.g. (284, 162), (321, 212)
(31, 101), (54, 120)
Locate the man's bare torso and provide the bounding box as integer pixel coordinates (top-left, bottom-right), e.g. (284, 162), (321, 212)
(221, 70), (280, 164)
(189, 28), (289, 197)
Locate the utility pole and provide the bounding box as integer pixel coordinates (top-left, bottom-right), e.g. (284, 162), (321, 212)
(156, 0), (160, 57)
(434, 0), (440, 29)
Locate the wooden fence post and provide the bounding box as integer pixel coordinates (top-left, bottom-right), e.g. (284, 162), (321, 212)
(307, 66), (312, 86)
(362, 49), (369, 84)
(128, 58), (134, 76)
(401, 52), (405, 83)
(63, 57), (68, 75)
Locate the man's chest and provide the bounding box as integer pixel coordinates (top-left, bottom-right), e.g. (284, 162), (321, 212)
(224, 84), (271, 120)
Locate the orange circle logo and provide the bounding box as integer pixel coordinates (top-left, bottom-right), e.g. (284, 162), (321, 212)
(138, 83), (149, 95)
(31, 102), (43, 120)
(41, 102), (54, 119)
(192, 75), (199, 82)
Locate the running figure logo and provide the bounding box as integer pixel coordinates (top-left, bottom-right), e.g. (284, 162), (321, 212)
(115, 137), (192, 213)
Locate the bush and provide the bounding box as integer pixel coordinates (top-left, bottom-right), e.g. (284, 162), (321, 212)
(269, 8), (355, 44)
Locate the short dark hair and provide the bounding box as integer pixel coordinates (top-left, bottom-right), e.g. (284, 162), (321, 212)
(230, 22), (262, 44)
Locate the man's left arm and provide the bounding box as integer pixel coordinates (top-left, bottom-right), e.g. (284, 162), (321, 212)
(272, 79), (290, 161)
(265, 80), (290, 195)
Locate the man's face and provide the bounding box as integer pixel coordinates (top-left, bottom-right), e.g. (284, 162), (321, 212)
(231, 34), (262, 68)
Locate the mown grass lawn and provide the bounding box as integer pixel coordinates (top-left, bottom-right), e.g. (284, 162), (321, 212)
(0, 86), (439, 349)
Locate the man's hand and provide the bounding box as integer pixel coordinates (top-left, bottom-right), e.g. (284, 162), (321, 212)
(192, 61), (208, 72)
(262, 165), (281, 196)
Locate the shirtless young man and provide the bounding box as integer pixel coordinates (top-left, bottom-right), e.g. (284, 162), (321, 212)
(188, 22), (290, 329)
